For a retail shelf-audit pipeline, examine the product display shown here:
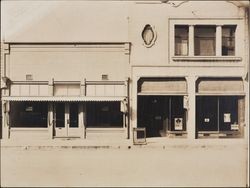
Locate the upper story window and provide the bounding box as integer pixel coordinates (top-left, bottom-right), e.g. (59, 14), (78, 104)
(175, 25), (189, 56)
(194, 25), (216, 56)
(172, 22), (239, 60)
(222, 25), (236, 56)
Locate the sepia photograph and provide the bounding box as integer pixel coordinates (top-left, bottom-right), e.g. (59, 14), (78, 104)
(0, 0), (249, 187)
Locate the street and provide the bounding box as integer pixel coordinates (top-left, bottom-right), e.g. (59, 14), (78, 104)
(0, 144), (248, 187)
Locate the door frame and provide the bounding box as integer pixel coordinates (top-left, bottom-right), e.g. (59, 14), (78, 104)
(54, 102), (83, 138)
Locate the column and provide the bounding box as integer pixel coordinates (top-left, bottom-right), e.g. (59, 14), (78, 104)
(216, 25), (222, 56)
(189, 25), (194, 56)
(130, 76), (139, 141)
(125, 77), (130, 139)
(2, 101), (10, 139)
(48, 103), (54, 139)
(186, 76), (197, 140)
(79, 103), (86, 139)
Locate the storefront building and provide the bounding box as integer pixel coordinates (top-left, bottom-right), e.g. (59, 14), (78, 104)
(1, 1), (249, 141)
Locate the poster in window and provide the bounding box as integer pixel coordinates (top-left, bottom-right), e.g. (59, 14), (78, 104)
(224, 113), (231, 123)
(231, 123), (239, 130)
(174, 118), (183, 130)
(204, 118), (210, 123)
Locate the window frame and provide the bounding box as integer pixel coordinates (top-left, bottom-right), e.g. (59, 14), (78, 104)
(169, 19), (243, 64)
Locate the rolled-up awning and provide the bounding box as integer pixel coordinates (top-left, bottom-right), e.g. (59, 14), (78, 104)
(1, 96), (125, 102)
(196, 77), (245, 95)
(138, 77), (187, 95)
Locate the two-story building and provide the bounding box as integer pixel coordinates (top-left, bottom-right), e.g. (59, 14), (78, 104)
(1, 1), (249, 141)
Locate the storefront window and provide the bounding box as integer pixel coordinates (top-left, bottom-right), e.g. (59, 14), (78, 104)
(10, 102), (48, 128)
(196, 96), (243, 134)
(194, 25), (216, 56)
(86, 102), (123, 128)
(175, 25), (189, 56)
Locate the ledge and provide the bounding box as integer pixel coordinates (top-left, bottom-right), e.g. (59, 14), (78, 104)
(172, 56), (242, 62)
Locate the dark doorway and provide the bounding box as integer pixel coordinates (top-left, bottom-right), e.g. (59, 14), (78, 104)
(138, 96), (186, 138)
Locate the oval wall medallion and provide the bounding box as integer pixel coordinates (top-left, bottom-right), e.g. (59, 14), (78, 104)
(141, 24), (157, 48)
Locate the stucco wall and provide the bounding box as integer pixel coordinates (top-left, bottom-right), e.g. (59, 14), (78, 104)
(8, 45), (129, 81)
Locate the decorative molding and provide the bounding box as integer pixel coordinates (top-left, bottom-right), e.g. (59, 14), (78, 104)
(142, 24), (157, 48)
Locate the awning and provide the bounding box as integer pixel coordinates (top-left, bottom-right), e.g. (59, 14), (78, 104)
(196, 78), (245, 95)
(1, 96), (126, 102)
(138, 77), (187, 95)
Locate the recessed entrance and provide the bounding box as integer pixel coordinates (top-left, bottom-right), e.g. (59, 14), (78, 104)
(54, 102), (81, 137)
(137, 96), (186, 138)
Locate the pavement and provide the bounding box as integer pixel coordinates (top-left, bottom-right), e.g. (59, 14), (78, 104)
(0, 138), (249, 187)
(0, 137), (248, 149)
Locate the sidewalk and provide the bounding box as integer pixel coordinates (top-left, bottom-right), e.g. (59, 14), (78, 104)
(1, 137), (248, 150)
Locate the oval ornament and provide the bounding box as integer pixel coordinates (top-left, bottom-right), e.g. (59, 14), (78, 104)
(142, 24), (157, 48)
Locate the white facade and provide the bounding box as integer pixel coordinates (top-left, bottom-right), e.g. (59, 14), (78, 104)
(0, 1), (249, 141)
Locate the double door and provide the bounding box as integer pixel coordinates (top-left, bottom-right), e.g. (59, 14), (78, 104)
(54, 102), (82, 137)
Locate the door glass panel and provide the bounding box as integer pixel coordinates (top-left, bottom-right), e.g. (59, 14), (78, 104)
(69, 103), (78, 128)
(55, 103), (65, 128)
(196, 96), (218, 131)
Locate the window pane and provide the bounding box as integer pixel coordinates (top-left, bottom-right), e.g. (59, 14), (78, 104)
(222, 25), (236, 56)
(219, 96), (238, 131)
(196, 96), (218, 131)
(10, 102), (48, 128)
(175, 25), (189, 56)
(69, 103), (78, 128)
(55, 103), (65, 128)
(194, 25), (216, 56)
(86, 102), (123, 128)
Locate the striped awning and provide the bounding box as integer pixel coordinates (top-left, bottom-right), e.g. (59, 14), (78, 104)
(1, 96), (126, 102)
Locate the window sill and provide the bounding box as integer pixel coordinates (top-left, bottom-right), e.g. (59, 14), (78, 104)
(172, 56), (242, 62)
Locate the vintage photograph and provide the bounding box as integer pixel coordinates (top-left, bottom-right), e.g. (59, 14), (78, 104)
(0, 0), (249, 187)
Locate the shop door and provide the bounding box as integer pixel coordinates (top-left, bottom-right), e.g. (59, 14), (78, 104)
(138, 96), (167, 137)
(54, 103), (81, 137)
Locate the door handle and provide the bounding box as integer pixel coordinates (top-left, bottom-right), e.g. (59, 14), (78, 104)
(67, 119), (70, 124)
